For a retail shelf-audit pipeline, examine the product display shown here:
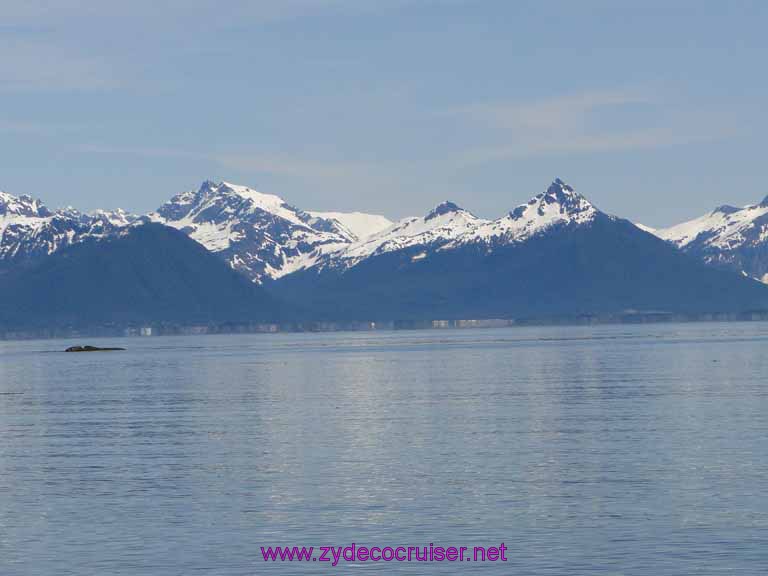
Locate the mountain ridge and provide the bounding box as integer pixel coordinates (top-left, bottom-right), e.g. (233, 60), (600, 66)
(271, 208), (768, 321)
(0, 223), (284, 329)
(0, 190), (138, 271)
(5, 177), (768, 293)
(654, 198), (768, 282)
(0, 181), (393, 282)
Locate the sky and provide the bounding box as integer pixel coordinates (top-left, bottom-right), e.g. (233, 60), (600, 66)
(1, 0), (767, 227)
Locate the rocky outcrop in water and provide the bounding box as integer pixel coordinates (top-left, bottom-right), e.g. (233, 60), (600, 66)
(64, 345), (125, 352)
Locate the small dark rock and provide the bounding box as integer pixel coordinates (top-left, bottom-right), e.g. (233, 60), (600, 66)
(65, 345), (126, 352)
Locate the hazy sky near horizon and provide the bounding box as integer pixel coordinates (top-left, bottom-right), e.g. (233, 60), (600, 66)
(1, 0), (767, 226)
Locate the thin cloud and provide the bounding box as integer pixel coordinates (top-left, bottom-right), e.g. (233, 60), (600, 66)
(80, 144), (201, 159)
(0, 38), (115, 92)
(81, 144), (379, 180)
(0, 0), (440, 92)
(0, 120), (81, 135)
(446, 89), (730, 163)
(1, 0), (425, 29)
(453, 90), (650, 131)
(215, 153), (378, 179)
(462, 127), (730, 164)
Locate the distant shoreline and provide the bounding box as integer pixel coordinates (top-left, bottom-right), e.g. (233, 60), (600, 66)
(3, 311), (768, 342)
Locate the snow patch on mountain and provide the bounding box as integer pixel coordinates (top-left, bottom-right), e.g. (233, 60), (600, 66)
(654, 198), (768, 282)
(89, 208), (138, 228)
(656, 202), (768, 250)
(306, 210), (392, 241)
(320, 201), (486, 270)
(0, 190), (139, 266)
(634, 222), (657, 234)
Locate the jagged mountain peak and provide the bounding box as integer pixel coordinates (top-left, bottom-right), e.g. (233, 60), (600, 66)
(713, 204), (741, 215)
(654, 193), (768, 283)
(316, 201), (486, 272)
(658, 199), (768, 248)
(548, 177), (573, 193)
(432, 178), (602, 251)
(156, 180), (302, 226)
(150, 180), (395, 282)
(315, 178), (598, 273)
(89, 208), (138, 228)
(0, 189), (141, 268)
(194, 179), (271, 200)
(514, 178), (595, 219)
(0, 190), (51, 218)
(197, 179), (219, 194)
(485, 178), (599, 237)
(425, 201), (465, 221)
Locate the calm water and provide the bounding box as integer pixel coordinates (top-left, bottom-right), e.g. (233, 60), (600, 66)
(1, 323), (768, 575)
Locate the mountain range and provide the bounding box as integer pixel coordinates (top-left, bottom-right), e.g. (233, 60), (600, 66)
(2, 178), (768, 331)
(0, 190), (136, 271)
(274, 180), (768, 320)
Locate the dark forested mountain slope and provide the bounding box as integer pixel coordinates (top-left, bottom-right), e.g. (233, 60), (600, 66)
(272, 194), (768, 321)
(0, 223), (286, 329)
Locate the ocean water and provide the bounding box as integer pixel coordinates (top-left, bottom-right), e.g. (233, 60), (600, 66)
(1, 323), (768, 575)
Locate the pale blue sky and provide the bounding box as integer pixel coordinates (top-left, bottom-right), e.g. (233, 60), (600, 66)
(1, 0), (766, 226)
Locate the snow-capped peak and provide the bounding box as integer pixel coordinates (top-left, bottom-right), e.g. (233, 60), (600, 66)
(150, 180), (396, 282)
(506, 177), (598, 232)
(425, 201), (466, 221)
(156, 180), (305, 228)
(313, 178), (606, 273)
(714, 204), (741, 215)
(510, 178), (596, 221)
(0, 190), (51, 218)
(89, 208), (137, 227)
(0, 188), (143, 266)
(651, 194), (768, 283)
(447, 178), (600, 248)
(656, 200), (768, 250)
(317, 201), (487, 270)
